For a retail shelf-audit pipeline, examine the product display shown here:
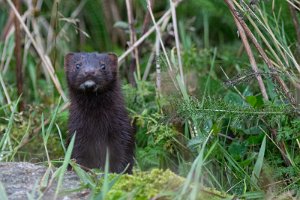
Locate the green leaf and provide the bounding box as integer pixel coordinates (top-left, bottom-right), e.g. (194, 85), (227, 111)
(254, 95), (264, 108)
(251, 135), (266, 184)
(211, 122), (221, 135)
(228, 141), (247, 161)
(72, 163), (96, 188)
(246, 96), (257, 108)
(246, 96), (264, 108)
(113, 21), (129, 30)
(247, 134), (264, 145)
(224, 91), (244, 105)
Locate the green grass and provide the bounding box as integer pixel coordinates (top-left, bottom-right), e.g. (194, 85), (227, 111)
(0, 0), (300, 199)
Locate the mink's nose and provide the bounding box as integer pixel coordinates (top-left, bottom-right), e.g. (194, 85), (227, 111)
(80, 80), (96, 90)
(83, 67), (96, 76)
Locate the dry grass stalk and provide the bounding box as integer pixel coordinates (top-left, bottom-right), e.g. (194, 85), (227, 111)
(155, 35), (161, 93)
(142, 0), (154, 34)
(225, 0), (297, 107)
(243, 1), (300, 74)
(170, 0), (184, 85)
(13, 0), (24, 110)
(220, 66), (245, 100)
(1, 11), (30, 73)
(46, 0), (88, 54)
(288, 0), (300, 45)
(226, 0), (295, 168)
(118, 2), (178, 64)
(142, 49), (155, 81)
(229, 1), (269, 100)
(101, 0), (126, 46)
(147, 0), (173, 72)
(240, 6), (300, 91)
(126, 0), (140, 84)
(286, 0), (300, 11)
(0, 73), (13, 112)
(147, 0), (182, 92)
(142, 11), (171, 82)
(6, 0), (67, 102)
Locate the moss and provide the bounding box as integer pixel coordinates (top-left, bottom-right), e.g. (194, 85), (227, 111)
(102, 169), (184, 200)
(98, 169), (231, 200)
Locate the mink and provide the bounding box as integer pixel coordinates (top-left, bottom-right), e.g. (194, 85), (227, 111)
(64, 52), (135, 173)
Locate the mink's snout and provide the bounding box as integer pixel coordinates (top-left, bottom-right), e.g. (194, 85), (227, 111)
(79, 80), (97, 91)
(78, 66), (99, 91)
(83, 67), (96, 76)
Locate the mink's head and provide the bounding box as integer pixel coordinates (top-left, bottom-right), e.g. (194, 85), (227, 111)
(64, 52), (118, 93)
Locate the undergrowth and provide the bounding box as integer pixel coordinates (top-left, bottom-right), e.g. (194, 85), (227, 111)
(1, 0), (300, 199)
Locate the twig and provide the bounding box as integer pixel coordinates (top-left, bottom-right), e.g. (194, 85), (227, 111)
(142, 0), (154, 35)
(142, 49), (155, 81)
(118, 1), (179, 65)
(147, 0), (173, 72)
(108, 0), (127, 46)
(170, 0), (184, 85)
(6, 0), (67, 102)
(139, 0), (155, 81)
(13, 0), (24, 111)
(229, 1), (268, 100)
(0, 73), (13, 112)
(220, 66), (245, 100)
(46, 0), (88, 54)
(147, 0), (180, 92)
(270, 129), (292, 167)
(224, 0), (297, 107)
(126, 0), (140, 85)
(288, 0), (300, 45)
(286, 0), (300, 11)
(155, 35), (161, 93)
(0, 9), (14, 40)
(240, 1), (300, 74)
(142, 6), (171, 81)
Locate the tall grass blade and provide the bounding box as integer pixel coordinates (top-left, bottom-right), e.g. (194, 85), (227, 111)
(176, 74), (189, 101)
(95, 150), (110, 200)
(56, 124), (66, 153)
(54, 132), (76, 199)
(9, 119), (31, 161)
(94, 150), (123, 200)
(0, 182), (8, 200)
(178, 130), (214, 199)
(72, 163), (96, 188)
(41, 97), (61, 166)
(251, 135), (266, 185)
(218, 144), (259, 190)
(0, 96), (21, 161)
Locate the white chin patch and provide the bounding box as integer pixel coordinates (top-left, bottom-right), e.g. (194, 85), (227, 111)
(79, 80), (96, 90)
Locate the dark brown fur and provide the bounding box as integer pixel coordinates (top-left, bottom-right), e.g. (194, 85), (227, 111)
(64, 52), (134, 173)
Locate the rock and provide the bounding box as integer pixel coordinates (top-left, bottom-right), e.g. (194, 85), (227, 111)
(0, 162), (89, 200)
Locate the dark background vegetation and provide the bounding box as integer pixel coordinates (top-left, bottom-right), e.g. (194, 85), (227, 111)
(0, 0), (300, 199)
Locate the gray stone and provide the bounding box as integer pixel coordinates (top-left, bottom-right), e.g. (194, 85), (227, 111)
(0, 162), (90, 200)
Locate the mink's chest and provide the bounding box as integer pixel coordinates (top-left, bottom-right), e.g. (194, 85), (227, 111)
(69, 106), (122, 168)
(70, 105), (120, 138)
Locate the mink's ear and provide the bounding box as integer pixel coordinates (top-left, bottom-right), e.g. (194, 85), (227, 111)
(64, 53), (75, 70)
(107, 53), (118, 70)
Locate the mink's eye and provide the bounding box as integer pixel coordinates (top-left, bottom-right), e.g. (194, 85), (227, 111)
(76, 63), (81, 69)
(100, 63), (106, 70)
